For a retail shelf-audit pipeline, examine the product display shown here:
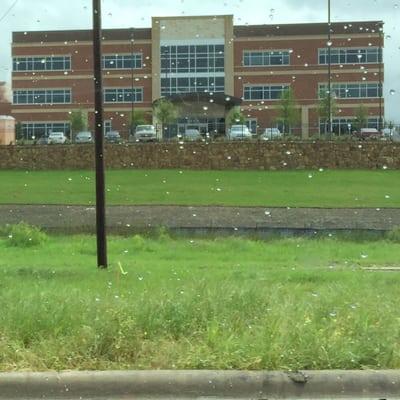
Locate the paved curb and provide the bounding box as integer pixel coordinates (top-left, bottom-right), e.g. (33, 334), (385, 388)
(1, 370), (400, 399)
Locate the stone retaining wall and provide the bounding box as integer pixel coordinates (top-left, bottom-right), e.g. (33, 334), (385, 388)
(0, 141), (399, 170)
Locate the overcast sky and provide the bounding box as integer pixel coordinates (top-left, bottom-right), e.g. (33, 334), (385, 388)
(0, 0), (398, 122)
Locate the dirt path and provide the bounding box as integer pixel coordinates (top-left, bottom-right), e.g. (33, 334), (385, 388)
(1, 204), (399, 234)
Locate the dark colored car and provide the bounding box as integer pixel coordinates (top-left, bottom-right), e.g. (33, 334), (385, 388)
(105, 130), (122, 143)
(36, 136), (50, 145)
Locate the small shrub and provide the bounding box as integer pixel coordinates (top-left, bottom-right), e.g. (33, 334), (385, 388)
(156, 226), (171, 241)
(132, 234), (147, 250)
(386, 226), (400, 243)
(6, 223), (48, 247)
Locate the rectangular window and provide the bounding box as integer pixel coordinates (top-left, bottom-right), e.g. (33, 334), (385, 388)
(319, 83), (381, 99)
(13, 89), (71, 104)
(20, 122), (70, 140)
(104, 120), (112, 134)
(160, 43), (225, 96)
(102, 54), (142, 69)
(319, 117), (379, 135)
(243, 50), (291, 66)
(161, 77), (225, 96)
(318, 47), (381, 64)
(243, 84), (289, 101)
(12, 56), (71, 72)
(104, 88), (143, 103)
(161, 44), (225, 74)
(246, 118), (258, 134)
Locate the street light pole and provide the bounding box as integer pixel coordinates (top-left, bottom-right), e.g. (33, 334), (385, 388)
(130, 28), (135, 136)
(327, 0), (332, 134)
(92, 0), (108, 268)
(378, 22), (383, 132)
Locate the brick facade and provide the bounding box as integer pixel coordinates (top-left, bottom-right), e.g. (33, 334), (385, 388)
(11, 18), (384, 140)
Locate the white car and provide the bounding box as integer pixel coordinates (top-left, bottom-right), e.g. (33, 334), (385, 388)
(184, 129), (202, 141)
(134, 125), (157, 142)
(227, 125), (252, 140)
(261, 128), (282, 140)
(382, 128), (395, 139)
(48, 132), (67, 144)
(75, 131), (93, 144)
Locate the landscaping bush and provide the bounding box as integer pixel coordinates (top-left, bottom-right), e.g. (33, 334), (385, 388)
(386, 226), (400, 243)
(5, 223), (48, 247)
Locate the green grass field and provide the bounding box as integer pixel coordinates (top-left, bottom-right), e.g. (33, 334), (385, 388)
(0, 169), (399, 207)
(1, 230), (400, 371)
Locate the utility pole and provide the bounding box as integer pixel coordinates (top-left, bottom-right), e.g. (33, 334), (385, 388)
(92, 0), (108, 268)
(327, 0), (332, 134)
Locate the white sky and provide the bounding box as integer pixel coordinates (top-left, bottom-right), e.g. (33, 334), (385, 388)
(0, 0), (398, 122)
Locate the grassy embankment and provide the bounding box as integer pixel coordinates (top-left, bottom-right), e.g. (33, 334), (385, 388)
(1, 227), (400, 371)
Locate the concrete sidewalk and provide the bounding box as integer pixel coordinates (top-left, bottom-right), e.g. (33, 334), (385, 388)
(1, 370), (400, 399)
(0, 204), (400, 234)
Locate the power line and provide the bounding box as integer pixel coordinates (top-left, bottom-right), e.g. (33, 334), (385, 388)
(0, 0), (18, 23)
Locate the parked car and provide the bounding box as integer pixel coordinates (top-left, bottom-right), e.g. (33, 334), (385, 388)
(75, 131), (93, 144)
(36, 136), (50, 145)
(75, 131), (93, 143)
(353, 128), (383, 140)
(260, 128), (283, 140)
(184, 128), (202, 141)
(227, 125), (252, 140)
(105, 130), (122, 143)
(48, 132), (67, 144)
(382, 127), (395, 139)
(133, 125), (157, 142)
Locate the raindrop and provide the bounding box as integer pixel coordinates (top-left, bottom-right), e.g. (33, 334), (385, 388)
(390, 89), (396, 95)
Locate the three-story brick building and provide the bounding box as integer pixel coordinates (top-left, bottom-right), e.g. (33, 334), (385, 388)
(11, 15), (384, 140)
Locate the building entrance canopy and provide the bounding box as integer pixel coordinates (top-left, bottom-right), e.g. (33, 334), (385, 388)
(153, 93), (242, 138)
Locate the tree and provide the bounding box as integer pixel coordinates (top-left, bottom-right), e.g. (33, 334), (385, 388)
(153, 99), (178, 137)
(276, 88), (300, 134)
(68, 109), (88, 140)
(15, 122), (22, 140)
(128, 109), (148, 133)
(353, 104), (368, 132)
(227, 108), (246, 125)
(318, 90), (338, 134)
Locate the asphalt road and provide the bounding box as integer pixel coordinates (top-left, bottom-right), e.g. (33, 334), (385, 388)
(1, 204), (400, 234)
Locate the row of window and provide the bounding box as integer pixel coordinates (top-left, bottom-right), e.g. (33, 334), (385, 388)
(18, 117), (380, 141)
(12, 81), (382, 105)
(243, 85), (289, 101)
(12, 46), (382, 73)
(12, 54), (143, 72)
(161, 77), (225, 96)
(13, 89), (71, 104)
(104, 88), (143, 103)
(103, 54), (142, 70)
(161, 44), (225, 74)
(319, 117), (380, 134)
(318, 48), (381, 65)
(13, 56), (71, 72)
(19, 121), (114, 140)
(13, 88), (144, 104)
(319, 83), (382, 99)
(243, 51), (290, 66)
(19, 122), (71, 140)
